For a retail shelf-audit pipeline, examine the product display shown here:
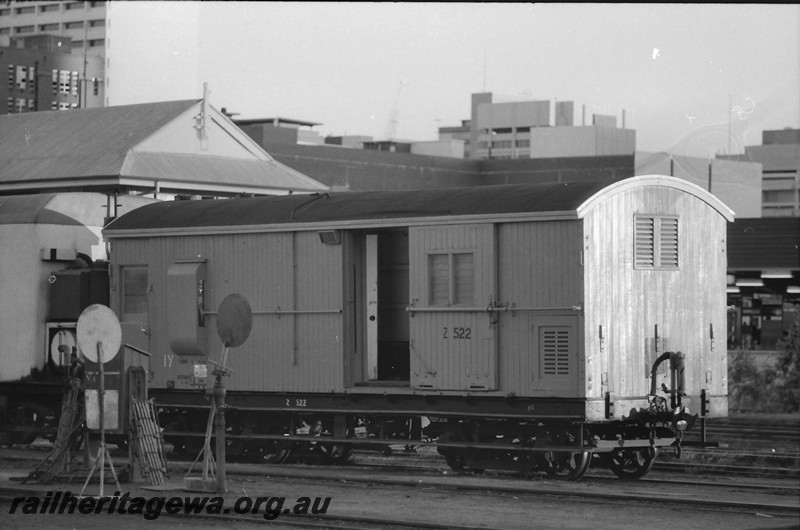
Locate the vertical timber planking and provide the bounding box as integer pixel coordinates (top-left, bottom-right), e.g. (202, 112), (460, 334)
(583, 185), (729, 417)
(409, 224), (496, 390)
(496, 220), (584, 397)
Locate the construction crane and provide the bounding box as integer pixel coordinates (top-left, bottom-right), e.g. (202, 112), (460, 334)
(385, 80), (409, 140)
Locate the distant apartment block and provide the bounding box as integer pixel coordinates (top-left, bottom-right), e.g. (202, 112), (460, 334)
(635, 150), (763, 218)
(720, 129), (800, 217)
(440, 92), (635, 160)
(324, 135), (374, 149)
(0, 34), (104, 114)
(0, 2), (106, 115)
(236, 117), (467, 159)
(437, 120), (471, 157)
(410, 139), (465, 158)
(234, 117), (325, 147)
(0, 1), (107, 56)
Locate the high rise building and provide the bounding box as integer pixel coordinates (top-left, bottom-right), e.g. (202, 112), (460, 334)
(0, 2), (106, 114)
(452, 92), (635, 160)
(1, 34), (104, 114)
(0, 1), (107, 57)
(720, 129), (800, 217)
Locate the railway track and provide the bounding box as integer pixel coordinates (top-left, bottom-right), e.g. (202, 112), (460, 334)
(653, 460), (799, 479)
(342, 451), (800, 495)
(6, 444), (799, 495)
(4, 440), (799, 481)
(683, 416), (800, 449)
(5, 460), (798, 519)
(2, 448), (798, 529)
(370, 455), (800, 486)
(189, 458), (800, 509)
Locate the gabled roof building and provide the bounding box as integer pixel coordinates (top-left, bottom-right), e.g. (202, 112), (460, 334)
(0, 98), (327, 201)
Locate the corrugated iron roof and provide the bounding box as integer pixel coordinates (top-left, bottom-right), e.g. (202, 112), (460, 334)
(0, 101), (199, 183)
(105, 180), (612, 232)
(234, 117), (322, 127)
(0, 101), (327, 193)
(727, 217), (800, 270)
(122, 151), (325, 191)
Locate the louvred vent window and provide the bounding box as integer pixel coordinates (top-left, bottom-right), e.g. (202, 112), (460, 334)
(542, 329), (570, 376)
(634, 215), (679, 270)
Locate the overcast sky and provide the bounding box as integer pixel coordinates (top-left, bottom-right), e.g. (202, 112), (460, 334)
(108, 2), (800, 158)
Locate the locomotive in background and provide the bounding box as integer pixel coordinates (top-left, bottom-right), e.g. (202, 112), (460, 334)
(1, 176), (733, 480)
(0, 192), (154, 445)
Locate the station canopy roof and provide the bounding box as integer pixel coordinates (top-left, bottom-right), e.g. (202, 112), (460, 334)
(0, 100), (327, 196)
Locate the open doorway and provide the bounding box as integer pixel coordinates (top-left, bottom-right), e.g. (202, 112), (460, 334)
(350, 229), (410, 384)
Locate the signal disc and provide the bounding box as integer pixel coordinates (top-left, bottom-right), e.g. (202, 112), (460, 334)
(76, 304), (122, 364)
(216, 293), (252, 348)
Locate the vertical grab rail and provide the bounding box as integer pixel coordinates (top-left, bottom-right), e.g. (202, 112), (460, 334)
(649, 351), (685, 410)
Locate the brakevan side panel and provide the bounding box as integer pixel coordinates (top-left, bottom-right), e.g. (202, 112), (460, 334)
(495, 219), (585, 398)
(111, 230), (345, 393)
(408, 224), (497, 391)
(582, 185), (729, 420)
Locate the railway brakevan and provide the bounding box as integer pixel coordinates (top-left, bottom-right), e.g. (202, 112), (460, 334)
(0, 175), (733, 480)
(99, 175), (733, 479)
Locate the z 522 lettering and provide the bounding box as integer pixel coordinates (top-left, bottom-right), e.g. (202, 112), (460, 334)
(443, 327), (471, 340)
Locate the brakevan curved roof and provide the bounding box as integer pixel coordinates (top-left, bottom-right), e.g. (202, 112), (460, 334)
(104, 175), (734, 236)
(577, 174), (734, 221)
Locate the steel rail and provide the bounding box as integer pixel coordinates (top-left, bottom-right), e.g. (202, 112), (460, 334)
(170, 463), (800, 516)
(202, 465), (800, 516)
(653, 460), (800, 478)
(349, 457), (800, 494)
(2, 455), (799, 523)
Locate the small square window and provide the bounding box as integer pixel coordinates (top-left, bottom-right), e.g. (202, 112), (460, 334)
(428, 254), (449, 306)
(122, 266), (149, 322)
(428, 252), (475, 306)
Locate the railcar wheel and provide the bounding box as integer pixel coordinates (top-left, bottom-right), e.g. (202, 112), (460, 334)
(248, 434), (292, 464)
(437, 431), (467, 471)
(544, 450), (591, 480)
(261, 441), (292, 464)
(607, 447), (657, 480)
(542, 427), (591, 480)
(438, 432), (484, 474)
(443, 447), (467, 471)
(319, 442), (353, 465)
(442, 447), (485, 474)
(247, 418), (293, 463)
(315, 422), (353, 465)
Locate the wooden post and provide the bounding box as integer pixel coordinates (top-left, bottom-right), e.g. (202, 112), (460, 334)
(98, 342), (105, 496)
(214, 371), (227, 493)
